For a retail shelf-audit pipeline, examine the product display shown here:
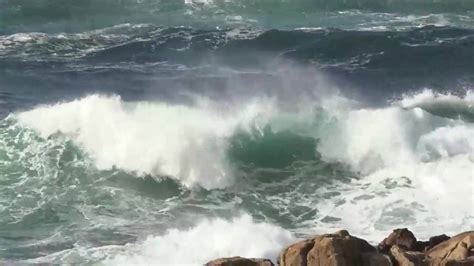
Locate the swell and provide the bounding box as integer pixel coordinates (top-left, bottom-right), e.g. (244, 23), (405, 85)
(1, 26), (473, 104)
(1, 0), (474, 33)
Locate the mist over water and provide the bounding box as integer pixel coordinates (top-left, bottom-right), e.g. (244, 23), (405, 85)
(0, 0), (473, 264)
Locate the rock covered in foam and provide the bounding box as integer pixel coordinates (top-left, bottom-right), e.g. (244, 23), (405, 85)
(206, 256), (274, 266)
(278, 230), (376, 266)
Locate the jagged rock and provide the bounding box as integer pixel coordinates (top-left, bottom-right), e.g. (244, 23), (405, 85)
(426, 231), (474, 265)
(416, 235), (451, 252)
(390, 245), (426, 266)
(379, 228), (418, 252)
(206, 256), (274, 266)
(279, 230), (376, 266)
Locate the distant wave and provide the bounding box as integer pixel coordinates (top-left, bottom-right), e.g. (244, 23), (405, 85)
(1, 0), (474, 32)
(2, 25), (474, 74)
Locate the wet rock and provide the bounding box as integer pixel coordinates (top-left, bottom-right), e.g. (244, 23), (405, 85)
(279, 230), (376, 266)
(426, 231), (474, 265)
(206, 256), (274, 266)
(390, 245), (426, 266)
(379, 228), (418, 252)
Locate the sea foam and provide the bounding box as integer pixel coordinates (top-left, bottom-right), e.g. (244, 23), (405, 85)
(15, 95), (276, 189)
(103, 215), (295, 265)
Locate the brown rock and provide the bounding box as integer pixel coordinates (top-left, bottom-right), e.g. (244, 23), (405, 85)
(206, 256), (274, 266)
(379, 228), (418, 252)
(390, 245), (427, 266)
(426, 231), (474, 265)
(279, 238), (315, 266)
(444, 256), (474, 266)
(279, 230), (376, 266)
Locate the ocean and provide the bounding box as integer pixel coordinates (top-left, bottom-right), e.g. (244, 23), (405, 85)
(0, 0), (473, 264)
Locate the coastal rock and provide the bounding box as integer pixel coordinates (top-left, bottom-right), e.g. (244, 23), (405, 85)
(279, 230), (376, 266)
(416, 235), (451, 252)
(361, 252), (393, 266)
(426, 231), (474, 265)
(379, 228), (418, 252)
(206, 256), (274, 266)
(389, 245), (426, 266)
(444, 256), (474, 266)
(278, 238), (315, 266)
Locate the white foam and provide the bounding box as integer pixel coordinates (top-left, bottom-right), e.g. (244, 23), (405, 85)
(315, 154), (474, 241)
(313, 91), (474, 241)
(417, 125), (474, 160)
(400, 89), (474, 109)
(15, 95), (277, 189)
(317, 102), (472, 174)
(103, 215), (295, 265)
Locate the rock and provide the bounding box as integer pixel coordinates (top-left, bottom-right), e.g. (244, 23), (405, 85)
(361, 252), (393, 266)
(279, 230), (376, 266)
(390, 245), (426, 266)
(379, 228), (418, 252)
(416, 235), (451, 252)
(206, 256), (274, 266)
(426, 231), (474, 265)
(279, 238), (315, 266)
(444, 256), (474, 266)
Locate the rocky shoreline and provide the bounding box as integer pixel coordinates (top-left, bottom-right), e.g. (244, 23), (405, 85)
(206, 229), (474, 266)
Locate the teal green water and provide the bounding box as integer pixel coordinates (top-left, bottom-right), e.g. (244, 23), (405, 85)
(0, 116), (354, 262)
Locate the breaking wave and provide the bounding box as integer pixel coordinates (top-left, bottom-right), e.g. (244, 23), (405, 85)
(1, 89), (472, 263)
(9, 89), (474, 186)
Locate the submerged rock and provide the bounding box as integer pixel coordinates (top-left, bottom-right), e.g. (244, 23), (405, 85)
(206, 256), (274, 266)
